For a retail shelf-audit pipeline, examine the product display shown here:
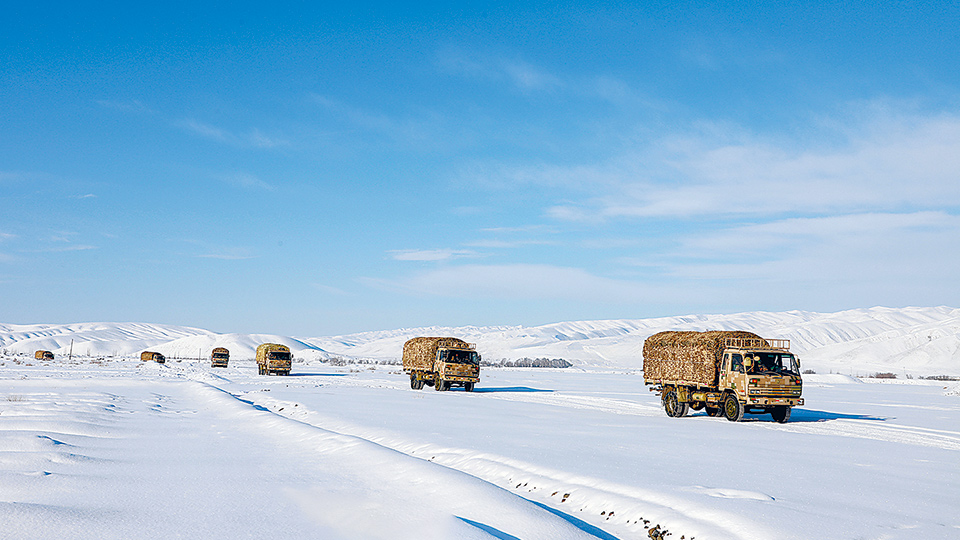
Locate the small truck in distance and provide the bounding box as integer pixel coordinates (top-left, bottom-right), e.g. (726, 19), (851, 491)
(140, 351), (166, 364)
(256, 343), (291, 375)
(210, 347), (229, 368)
(643, 330), (803, 423)
(402, 337), (480, 392)
(34, 350), (55, 360)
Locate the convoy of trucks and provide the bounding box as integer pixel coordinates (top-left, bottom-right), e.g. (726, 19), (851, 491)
(140, 351), (166, 364)
(256, 343), (292, 375)
(25, 328), (808, 424)
(210, 347), (230, 368)
(402, 337), (480, 392)
(642, 330), (804, 423)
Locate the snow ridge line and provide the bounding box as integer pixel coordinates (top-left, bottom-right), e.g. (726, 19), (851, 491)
(234, 390), (783, 540)
(183, 379), (620, 540)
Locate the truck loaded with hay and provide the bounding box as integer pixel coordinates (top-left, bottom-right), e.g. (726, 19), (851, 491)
(256, 343), (291, 375)
(210, 347), (229, 368)
(402, 337), (480, 392)
(643, 330), (804, 423)
(140, 351), (166, 364)
(34, 350), (55, 360)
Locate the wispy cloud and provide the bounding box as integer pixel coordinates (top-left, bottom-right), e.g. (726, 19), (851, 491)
(389, 249), (480, 262)
(479, 104), (960, 221)
(437, 50), (563, 93)
(366, 263), (671, 304)
(30, 245), (97, 253)
(174, 118), (288, 149)
(311, 283), (350, 296)
(218, 172), (275, 191)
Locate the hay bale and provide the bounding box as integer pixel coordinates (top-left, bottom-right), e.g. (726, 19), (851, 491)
(642, 330), (764, 386)
(35, 350), (54, 360)
(402, 337), (472, 371)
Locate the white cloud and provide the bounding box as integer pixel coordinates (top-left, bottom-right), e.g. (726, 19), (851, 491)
(219, 172), (274, 191)
(175, 119), (288, 149)
(389, 249), (480, 262)
(489, 106), (960, 220)
(666, 211), (960, 284)
(369, 263), (669, 304)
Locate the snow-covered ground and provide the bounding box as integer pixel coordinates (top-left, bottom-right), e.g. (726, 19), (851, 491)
(2, 357), (958, 539)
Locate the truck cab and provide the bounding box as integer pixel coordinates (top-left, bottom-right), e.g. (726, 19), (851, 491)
(435, 346), (481, 391)
(718, 338), (803, 421)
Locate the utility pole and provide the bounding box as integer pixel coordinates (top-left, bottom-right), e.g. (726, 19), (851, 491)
(68, 339), (74, 362)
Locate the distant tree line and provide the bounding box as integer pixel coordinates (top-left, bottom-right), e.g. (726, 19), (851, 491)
(321, 356), (573, 368)
(481, 357), (573, 368)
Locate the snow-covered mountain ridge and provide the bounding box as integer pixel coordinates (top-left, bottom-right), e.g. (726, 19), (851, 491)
(3, 306), (959, 375)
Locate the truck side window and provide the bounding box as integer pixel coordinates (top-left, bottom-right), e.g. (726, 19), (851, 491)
(732, 354), (743, 373)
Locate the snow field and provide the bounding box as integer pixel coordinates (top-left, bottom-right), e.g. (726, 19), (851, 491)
(3, 359), (960, 539)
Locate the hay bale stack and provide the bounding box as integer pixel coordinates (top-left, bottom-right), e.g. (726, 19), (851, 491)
(402, 337), (471, 371)
(642, 330), (764, 386)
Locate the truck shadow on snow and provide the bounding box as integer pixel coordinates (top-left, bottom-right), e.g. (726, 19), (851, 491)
(471, 386), (554, 393)
(690, 409), (886, 422)
(279, 372), (349, 377)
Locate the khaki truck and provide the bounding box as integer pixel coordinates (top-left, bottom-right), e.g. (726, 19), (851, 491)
(35, 350), (55, 360)
(210, 347), (229, 368)
(256, 343), (291, 375)
(402, 337), (480, 392)
(140, 351), (166, 364)
(643, 330), (803, 423)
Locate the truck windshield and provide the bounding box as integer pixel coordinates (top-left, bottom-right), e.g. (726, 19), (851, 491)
(212, 353), (228, 359)
(269, 352), (291, 360)
(749, 353), (799, 375)
(441, 350), (479, 365)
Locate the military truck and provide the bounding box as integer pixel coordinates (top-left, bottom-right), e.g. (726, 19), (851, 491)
(140, 351), (166, 364)
(34, 350), (55, 360)
(643, 330), (803, 423)
(210, 347), (229, 368)
(402, 337), (480, 392)
(256, 343), (291, 375)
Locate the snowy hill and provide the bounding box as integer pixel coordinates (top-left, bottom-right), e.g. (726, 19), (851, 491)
(3, 306), (960, 375)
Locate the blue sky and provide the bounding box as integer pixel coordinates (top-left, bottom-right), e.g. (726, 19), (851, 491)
(2, 2), (959, 336)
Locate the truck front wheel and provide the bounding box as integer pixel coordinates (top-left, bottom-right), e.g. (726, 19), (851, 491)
(723, 393), (744, 422)
(662, 390), (688, 418)
(771, 406), (792, 423)
(434, 378), (447, 391)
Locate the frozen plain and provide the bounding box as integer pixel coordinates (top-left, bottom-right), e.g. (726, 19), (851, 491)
(1, 358), (958, 540)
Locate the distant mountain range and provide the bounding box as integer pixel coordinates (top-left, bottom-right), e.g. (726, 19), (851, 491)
(3, 306), (959, 376)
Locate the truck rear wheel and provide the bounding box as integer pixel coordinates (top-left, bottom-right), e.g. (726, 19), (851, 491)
(410, 375), (419, 390)
(434, 379), (447, 391)
(771, 406), (792, 423)
(463, 382), (474, 392)
(723, 393), (744, 422)
(662, 390), (688, 418)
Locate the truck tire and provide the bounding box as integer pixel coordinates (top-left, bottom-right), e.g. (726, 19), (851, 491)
(771, 406), (792, 423)
(434, 378), (447, 391)
(662, 390), (688, 418)
(723, 393), (744, 422)
(410, 375), (419, 390)
(705, 406), (722, 417)
(463, 382), (474, 392)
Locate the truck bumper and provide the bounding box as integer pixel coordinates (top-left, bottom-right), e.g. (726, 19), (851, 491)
(748, 397), (803, 406)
